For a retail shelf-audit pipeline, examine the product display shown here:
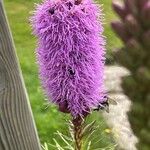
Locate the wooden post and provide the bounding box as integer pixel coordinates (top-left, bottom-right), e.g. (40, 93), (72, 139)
(0, 0), (41, 149)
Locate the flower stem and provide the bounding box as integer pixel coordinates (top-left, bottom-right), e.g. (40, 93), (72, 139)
(72, 116), (84, 150)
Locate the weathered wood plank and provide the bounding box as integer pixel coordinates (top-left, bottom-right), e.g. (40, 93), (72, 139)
(0, 0), (41, 149)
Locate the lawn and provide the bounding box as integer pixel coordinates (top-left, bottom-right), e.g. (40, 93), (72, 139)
(4, 0), (120, 148)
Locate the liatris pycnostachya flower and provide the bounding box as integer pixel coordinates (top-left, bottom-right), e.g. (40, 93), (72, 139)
(31, 0), (106, 149)
(111, 0), (150, 149)
(31, 0), (106, 118)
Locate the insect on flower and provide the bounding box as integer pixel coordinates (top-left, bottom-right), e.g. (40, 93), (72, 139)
(93, 96), (117, 113)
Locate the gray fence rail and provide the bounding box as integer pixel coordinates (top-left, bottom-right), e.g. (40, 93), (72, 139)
(0, 0), (41, 149)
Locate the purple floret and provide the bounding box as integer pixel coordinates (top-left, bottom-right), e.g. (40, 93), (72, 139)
(31, 0), (106, 118)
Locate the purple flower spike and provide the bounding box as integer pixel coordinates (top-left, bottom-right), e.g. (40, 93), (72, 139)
(31, 0), (106, 118)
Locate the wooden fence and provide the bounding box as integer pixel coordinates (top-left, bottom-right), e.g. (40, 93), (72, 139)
(0, 0), (41, 149)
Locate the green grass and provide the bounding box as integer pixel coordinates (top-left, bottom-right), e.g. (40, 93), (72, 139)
(4, 0), (119, 148)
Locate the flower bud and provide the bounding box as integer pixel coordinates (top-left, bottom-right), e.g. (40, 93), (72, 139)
(112, 1), (127, 19)
(125, 14), (142, 36)
(111, 21), (130, 43)
(141, 1), (150, 27)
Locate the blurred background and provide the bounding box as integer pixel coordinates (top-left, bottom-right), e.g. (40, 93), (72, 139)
(4, 0), (122, 148)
